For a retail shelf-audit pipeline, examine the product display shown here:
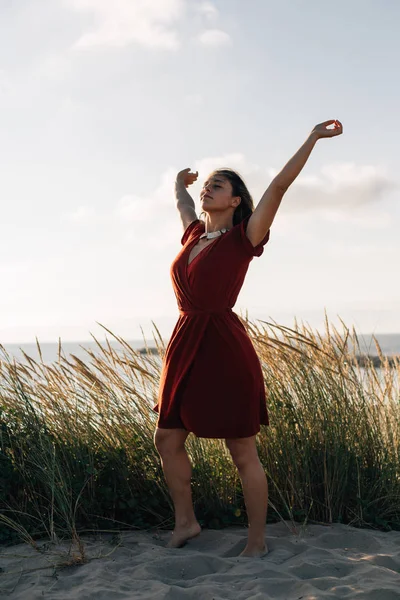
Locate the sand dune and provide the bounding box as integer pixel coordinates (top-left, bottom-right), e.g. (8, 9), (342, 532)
(1, 522), (400, 599)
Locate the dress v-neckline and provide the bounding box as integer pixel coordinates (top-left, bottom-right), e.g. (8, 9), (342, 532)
(186, 236), (220, 270)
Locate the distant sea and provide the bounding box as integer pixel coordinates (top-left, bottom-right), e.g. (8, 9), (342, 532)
(1, 333), (400, 365)
(1, 339), (152, 365)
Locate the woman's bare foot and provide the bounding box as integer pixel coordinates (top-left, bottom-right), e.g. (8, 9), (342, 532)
(239, 543), (269, 558)
(166, 521), (202, 548)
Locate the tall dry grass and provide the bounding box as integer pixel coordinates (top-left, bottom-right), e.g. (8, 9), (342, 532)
(1, 314), (399, 557)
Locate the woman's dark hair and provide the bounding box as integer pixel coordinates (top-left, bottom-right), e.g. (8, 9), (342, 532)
(199, 168), (255, 226)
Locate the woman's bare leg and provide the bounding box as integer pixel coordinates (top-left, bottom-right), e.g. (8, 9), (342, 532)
(225, 435), (268, 557)
(154, 427), (201, 547)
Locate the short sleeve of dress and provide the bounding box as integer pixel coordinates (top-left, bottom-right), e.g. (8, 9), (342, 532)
(180, 219), (204, 246)
(237, 215), (270, 258)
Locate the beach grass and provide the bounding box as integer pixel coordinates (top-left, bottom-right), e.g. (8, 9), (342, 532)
(1, 312), (399, 556)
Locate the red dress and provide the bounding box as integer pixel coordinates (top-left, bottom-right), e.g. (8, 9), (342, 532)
(152, 214), (271, 439)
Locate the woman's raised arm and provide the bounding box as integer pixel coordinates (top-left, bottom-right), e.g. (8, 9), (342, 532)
(176, 168), (199, 231)
(246, 120), (343, 247)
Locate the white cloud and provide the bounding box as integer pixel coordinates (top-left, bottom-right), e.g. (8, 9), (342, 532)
(65, 0), (185, 49)
(325, 240), (394, 258)
(194, 152), (260, 178)
(113, 169), (182, 248)
(285, 163), (397, 212)
(196, 2), (219, 21)
(64, 205), (96, 223)
(194, 4), (231, 49)
(322, 208), (392, 228)
(197, 29), (231, 47)
(187, 154), (397, 232)
(115, 194), (155, 222)
(192, 152), (265, 200)
(116, 167), (178, 219)
(63, 158), (397, 240)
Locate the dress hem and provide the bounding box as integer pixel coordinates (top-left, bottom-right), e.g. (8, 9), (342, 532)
(154, 423), (269, 439)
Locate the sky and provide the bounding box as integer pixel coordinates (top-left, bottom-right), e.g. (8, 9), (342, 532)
(0, 0), (399, 344)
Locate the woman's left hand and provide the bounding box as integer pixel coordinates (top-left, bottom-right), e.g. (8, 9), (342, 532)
(312, 119), (343, 140)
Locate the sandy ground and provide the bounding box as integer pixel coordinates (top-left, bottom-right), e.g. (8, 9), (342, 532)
(1, 522), (400, 599)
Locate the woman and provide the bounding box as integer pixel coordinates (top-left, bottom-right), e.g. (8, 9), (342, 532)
(153, 120), (343, 556)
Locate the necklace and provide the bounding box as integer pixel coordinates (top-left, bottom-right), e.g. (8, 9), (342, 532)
(199, 228), (230, 240)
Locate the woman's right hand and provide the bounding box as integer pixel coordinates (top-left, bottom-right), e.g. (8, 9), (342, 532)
(176, 168), (198, 188)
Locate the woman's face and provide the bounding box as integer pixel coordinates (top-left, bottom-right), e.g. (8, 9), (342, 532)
(200, 175), (239, 211)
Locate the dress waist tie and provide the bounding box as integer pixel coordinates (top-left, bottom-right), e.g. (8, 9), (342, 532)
(179, 308), (232, 316)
